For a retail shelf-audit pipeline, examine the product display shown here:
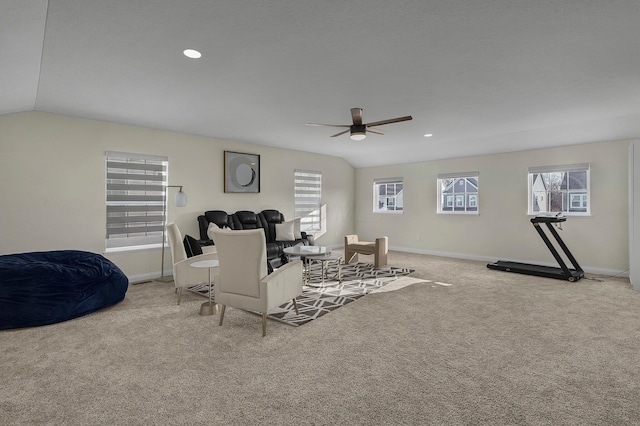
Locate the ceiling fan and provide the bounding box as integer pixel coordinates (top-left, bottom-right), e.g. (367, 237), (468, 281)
(306, 108), (412, 141)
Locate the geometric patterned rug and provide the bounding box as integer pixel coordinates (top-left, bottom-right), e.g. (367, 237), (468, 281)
(187, 262), (414, 327)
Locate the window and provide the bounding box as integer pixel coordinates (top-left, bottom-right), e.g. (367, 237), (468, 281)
(437, 172), (479, 214)
(373, 178), (403, 213)
(528, 163), (590, 215)
(294, 169), (322, 232)
(106, 151), (168, 250)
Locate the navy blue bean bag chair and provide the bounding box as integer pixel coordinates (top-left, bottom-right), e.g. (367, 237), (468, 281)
(0, 250), (128, 330)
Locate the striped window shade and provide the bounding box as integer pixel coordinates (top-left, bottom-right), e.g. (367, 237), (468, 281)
(106, 151), (168, 250)
(294, 169), (322, 232)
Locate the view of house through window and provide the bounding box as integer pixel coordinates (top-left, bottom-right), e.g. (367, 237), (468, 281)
(373, 178), (403, 212)
(105, 151), (168, 250)
(294, 169), (322, 232)
(528, 164), (590, 215)
(437, 172), (479, 213)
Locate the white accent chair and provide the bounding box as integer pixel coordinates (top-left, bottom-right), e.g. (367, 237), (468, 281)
(166, 222), (219, 305)
(209, 227), (303, 337)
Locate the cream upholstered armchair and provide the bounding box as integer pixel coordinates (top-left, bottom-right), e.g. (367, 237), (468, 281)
(209, 227), (303, 337)
(166, 222), (218, 304)
(344, 234), (388, 268)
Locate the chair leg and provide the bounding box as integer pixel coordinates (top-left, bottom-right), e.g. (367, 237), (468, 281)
(219, 305), (226, 326)
(262, 313), (267, 337)
(292, 298), (299, 315)
(176, 287), (182, 305)
(374, 237), (389, 268)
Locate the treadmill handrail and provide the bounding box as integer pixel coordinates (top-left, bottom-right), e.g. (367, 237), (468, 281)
(531, 215), (567, 223)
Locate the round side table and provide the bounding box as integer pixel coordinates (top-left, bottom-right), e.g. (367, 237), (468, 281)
(190, 259), (219, 316)
(307, 253), (343, 287)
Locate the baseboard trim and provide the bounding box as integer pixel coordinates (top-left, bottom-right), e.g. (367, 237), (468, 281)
(126, 270), (172, 284)
(388, 245), (629, 278)
(126, 248), (629, 281)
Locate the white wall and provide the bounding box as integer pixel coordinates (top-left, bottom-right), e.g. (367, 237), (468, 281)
(0, 112), (355, 280)
(355, 139), (631, 275)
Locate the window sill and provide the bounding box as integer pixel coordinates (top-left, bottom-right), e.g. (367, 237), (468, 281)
(105, 243), (164, 254)
(373, 210), (404, 214)
(527, 213), (591, 217)
(437, 211), (479, 215)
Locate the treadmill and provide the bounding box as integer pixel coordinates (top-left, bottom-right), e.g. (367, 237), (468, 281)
(487, 216), (584, 282)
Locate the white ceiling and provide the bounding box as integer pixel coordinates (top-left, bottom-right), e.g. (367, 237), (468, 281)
(4, 0), (640, 167)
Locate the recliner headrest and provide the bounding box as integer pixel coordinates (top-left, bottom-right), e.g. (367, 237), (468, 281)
(261, 209), (284, 223)
(235, 211), (258, 224)
(204, 210), (229, 228)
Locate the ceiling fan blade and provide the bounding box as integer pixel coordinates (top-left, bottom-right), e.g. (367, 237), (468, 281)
(366, 127), (386, 135)
(364, 115), (413, 127)
(351, 108), (363, 126)
(330, 129), (350, 137)
(305, 123), (350, 128)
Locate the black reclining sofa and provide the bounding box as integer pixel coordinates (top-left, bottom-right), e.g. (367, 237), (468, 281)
(197, 209), (314, 268)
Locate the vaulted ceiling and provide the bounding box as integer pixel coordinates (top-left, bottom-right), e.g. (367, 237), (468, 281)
(4, 1), (640, 167)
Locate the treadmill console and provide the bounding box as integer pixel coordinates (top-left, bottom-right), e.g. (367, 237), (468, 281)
(531, 215), (566, 224)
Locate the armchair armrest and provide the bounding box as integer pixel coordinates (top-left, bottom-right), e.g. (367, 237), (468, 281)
(173, 252), (219, 288)
(202, 245), (217, 255)
(260, 260), (303, 311)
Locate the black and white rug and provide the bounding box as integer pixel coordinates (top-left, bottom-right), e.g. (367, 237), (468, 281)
(187, 262), (414, 326)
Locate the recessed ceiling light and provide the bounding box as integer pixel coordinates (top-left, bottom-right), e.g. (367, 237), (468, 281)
(183, 49), (202, 59)
(424, 133), (433, 137)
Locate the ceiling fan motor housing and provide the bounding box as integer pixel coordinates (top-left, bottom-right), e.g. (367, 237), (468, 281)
(350, 124), (366, 140)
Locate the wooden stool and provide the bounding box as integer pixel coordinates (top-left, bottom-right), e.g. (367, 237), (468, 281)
(344, 235), (388, 268)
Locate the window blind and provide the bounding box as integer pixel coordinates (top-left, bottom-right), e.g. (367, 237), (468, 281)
(106, 151), (168, 249)
(294, 169), (322, 232)
(528, 164), (589, 174)
(437, 171), (479, 179)
(373, 177), (403, 184)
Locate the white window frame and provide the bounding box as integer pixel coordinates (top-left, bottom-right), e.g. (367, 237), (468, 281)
(437, 172), (479, 214)
(570, 193), (588, 209)
(527, 163), (590, 216)
(373, 177), (404, 213)
(294, 169), (322, 233)
(106, 151), (168, 251)
(446, 195), (454, 208)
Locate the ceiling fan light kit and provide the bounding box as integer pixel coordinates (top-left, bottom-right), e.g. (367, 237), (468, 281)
(307, 108), (412, 141)
(350, 125), (367, 141)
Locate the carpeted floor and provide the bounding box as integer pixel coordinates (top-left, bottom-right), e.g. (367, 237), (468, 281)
(1, 250), (640, 425)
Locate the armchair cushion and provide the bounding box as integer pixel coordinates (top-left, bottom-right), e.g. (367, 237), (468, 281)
(183, 234), (203, 258)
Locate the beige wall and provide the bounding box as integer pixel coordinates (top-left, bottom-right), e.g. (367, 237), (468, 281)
(1, 111), (633, 278)
(356, 139), (632, 275)
(0, 112), (355, 281)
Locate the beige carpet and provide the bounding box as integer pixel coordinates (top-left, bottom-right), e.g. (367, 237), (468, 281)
(2, 250), (640, 425)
